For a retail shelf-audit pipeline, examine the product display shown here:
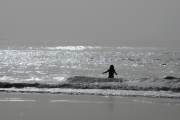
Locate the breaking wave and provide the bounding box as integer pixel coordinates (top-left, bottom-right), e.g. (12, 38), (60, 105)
(0, 76), (180, 92)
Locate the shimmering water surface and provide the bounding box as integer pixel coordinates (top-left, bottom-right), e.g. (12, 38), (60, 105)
(0, 46), (180, 98)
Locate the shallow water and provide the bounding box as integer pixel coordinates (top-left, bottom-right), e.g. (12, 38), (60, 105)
(0, 46), (180, 98)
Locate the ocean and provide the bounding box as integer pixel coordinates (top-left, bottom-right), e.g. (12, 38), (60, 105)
(0, 46), (180, 98)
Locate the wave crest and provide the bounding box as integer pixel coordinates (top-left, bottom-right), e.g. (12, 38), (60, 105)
(0, 76), (180, 93)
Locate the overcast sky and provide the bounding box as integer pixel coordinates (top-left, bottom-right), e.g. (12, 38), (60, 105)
(0, 0), (180, 47)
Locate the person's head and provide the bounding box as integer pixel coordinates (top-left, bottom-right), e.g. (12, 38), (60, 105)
(109, 65), (114, 70)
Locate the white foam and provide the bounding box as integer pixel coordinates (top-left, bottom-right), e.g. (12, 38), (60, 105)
(51, 100), (129, 104)
(1, 88), (180, 98)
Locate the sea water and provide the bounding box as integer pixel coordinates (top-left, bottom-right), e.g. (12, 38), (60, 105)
(0, 46), (180, 98)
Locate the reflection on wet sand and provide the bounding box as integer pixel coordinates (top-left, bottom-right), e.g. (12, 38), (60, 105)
(108, 96), (114, 112)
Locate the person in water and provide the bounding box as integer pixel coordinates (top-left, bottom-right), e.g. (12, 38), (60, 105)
(102, 65), (117, 78)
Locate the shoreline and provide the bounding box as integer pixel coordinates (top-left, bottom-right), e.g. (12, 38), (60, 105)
(0, 93), (180, 120)
(1, 88), (180, 99)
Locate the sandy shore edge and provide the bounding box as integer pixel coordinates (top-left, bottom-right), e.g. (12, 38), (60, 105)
(0, 93), (180, 120)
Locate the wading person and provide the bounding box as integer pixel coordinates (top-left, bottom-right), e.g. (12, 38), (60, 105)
(102, 65), (117, 78)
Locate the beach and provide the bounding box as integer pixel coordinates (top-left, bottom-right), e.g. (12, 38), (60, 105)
(0, 46), (180, 120)
(0, 93), (180, 120)
(1, 1), (180, 119)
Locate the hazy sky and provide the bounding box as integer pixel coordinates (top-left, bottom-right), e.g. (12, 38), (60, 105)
(1, 0), (180, 47)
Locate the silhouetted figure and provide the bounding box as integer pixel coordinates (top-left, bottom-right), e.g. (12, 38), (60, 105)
(102, 65), (117, 78)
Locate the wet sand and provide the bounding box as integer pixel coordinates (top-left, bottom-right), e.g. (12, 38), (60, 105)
(0, 93), (180, 120)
